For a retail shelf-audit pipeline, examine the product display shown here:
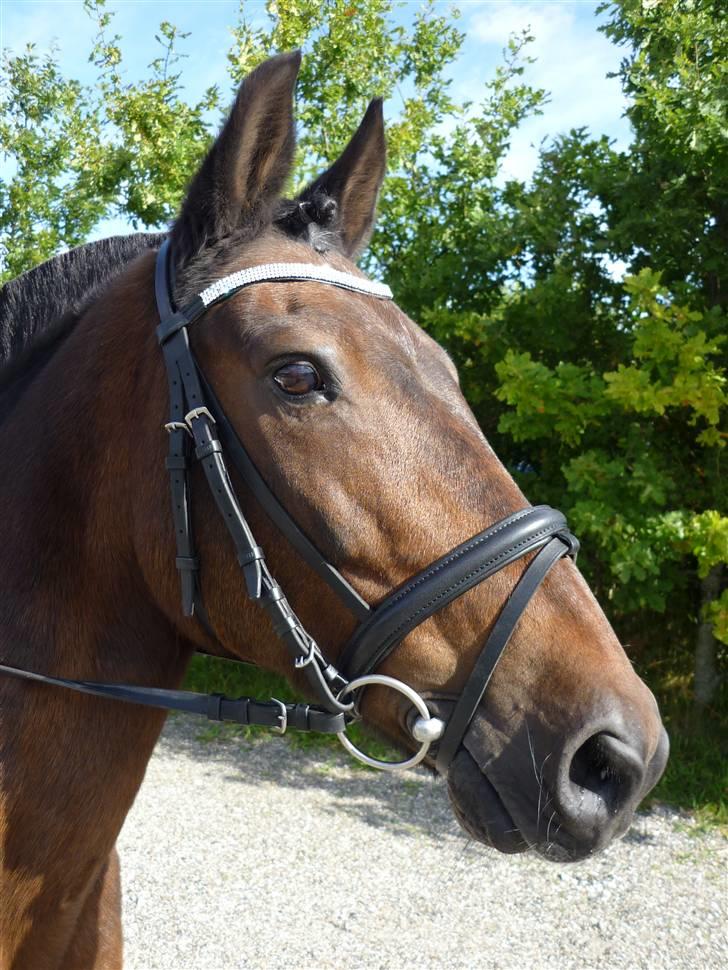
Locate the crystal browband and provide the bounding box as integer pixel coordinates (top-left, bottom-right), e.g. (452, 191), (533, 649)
(198, 262), (393, 307)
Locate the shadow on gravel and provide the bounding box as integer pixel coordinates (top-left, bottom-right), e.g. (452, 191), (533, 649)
(156, 716), (664, 852)
(158, 716), (462, 844)
(622, 828), (658, 846)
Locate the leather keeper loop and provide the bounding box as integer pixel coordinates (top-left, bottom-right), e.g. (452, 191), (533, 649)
(238, 546), (264, 567)
(557, 531), (580, 560)
(156, 311), (189, 345)
(195, 439), (222, 461)
(156, 297), (205, 344)
(206, 693), (224, 721)
(176, 556), (199, 572)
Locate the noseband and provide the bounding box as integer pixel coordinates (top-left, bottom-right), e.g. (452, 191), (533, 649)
(0, 240), (578, 775)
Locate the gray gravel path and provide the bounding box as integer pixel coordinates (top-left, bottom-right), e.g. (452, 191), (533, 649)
(119, 717), (726, 970)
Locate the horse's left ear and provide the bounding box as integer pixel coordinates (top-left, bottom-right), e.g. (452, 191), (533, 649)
(297, 99), (386, 258)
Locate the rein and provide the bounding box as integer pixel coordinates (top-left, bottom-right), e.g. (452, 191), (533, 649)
(0, 240), (578, 774)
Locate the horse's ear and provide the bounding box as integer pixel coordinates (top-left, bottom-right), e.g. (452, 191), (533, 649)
(297, 99), (386, 258)
(171, 51), (301, 267)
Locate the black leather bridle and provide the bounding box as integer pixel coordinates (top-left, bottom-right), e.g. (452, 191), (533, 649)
(0, 240), (578, 774)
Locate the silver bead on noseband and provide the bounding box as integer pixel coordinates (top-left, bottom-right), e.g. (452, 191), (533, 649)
(411, 715), (446, 744)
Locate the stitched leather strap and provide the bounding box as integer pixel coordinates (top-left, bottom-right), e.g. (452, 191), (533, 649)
(433, 536), (570, 773)
(339, 506), (574, 680)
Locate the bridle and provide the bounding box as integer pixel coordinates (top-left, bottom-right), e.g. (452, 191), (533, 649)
(0, 240), (578, 775)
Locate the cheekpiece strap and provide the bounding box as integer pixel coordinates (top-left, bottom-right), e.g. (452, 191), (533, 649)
(155, 240), (355, 717)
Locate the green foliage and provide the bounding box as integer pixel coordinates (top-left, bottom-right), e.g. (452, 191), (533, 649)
(639, 643), (727, 827)
(598, 0), (728, 300)
(494, 271), (726, 626)
(0, 45), (107, 279)
(0, 0), (219, 281)
(373, 31), (547, 316)
(496, 354), (609, 447)
(87, 2), (220, 228)
(605, 271), (726, 442)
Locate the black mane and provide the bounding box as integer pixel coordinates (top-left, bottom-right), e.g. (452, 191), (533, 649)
(0, 233), (164, 392)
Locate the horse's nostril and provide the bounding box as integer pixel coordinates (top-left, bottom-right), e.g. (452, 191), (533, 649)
(569, 732), (644, 815)
(556, 730), (646, 847)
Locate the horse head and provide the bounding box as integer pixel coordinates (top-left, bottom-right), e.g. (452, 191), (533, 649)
(130, 52), (668, 863)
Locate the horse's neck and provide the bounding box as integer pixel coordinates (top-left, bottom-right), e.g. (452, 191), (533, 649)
(0, 253), (194, 952)
(0, 251), (180, 677)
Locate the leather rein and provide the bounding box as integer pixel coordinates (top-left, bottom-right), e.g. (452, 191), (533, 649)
(0, 240), (578, 774)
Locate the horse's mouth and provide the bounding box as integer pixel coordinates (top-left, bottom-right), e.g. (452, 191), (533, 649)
(446, 748), (590, 863)
(446, 747), (529, 854)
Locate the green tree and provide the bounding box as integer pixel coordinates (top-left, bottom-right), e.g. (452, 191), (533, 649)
(365, 0), (728, 705)
(600, 0), (728, 307)
(494, 271), (726, 685)
(0, 0), (219, 282)
(0, 44), (107, 278)
(1, 0), (469, 281)
(488, 0), (728, 705)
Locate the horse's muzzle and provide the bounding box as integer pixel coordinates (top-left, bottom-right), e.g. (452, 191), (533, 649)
(446, 713), (669, 862)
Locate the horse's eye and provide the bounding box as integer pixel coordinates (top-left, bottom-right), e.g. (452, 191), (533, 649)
(273, 361), (323, 396)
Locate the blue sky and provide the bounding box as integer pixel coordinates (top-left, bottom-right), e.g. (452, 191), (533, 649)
(1, 1), (631, 231)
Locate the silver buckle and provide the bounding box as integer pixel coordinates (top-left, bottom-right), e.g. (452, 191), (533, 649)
(270, 697), (287, 735)
(184, 407), (216, 430)
(164, 421), (192, 436)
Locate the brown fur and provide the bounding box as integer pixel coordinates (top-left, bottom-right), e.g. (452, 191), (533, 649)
(0, 53), (666, 966)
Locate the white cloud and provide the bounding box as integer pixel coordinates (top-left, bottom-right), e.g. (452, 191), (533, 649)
(470, 0), (574, 49)
(462, 1), (630, 182)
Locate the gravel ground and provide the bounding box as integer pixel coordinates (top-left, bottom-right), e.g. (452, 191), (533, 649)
(118, 717), (726, 970)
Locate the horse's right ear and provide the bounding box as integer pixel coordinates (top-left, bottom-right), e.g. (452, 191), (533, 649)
(171, 51), (301, 267)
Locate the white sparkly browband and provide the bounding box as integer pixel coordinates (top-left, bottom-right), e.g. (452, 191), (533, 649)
(199, 262), (393, 308)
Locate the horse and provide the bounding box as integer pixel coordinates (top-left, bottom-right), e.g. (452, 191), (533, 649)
(0, 51), (668, 969)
